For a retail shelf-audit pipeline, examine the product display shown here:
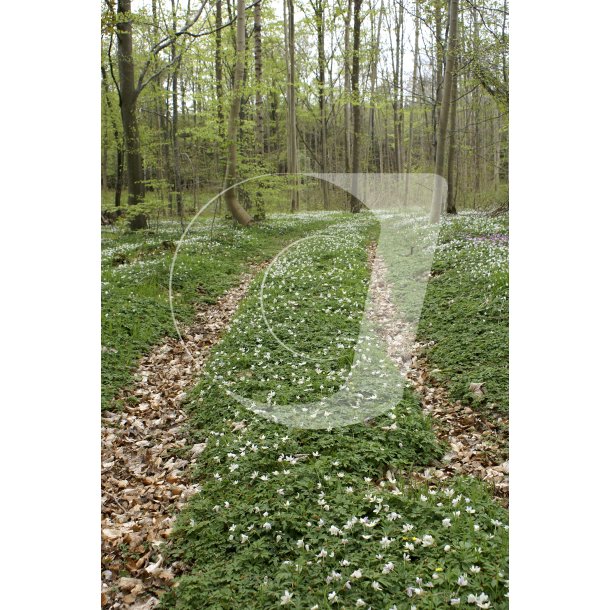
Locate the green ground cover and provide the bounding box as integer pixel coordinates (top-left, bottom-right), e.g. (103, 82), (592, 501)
(418, 214), (509, 413)
(101, 212), (355, 410)
(152, 212), (509, 609)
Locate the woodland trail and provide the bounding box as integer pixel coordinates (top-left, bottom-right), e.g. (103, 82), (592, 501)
(101, 264), (266, 609)
(102, 245), (508, 609)
(368, 247), (509, 503)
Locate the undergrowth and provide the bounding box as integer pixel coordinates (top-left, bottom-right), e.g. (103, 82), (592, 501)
(156, 213), (508, 609)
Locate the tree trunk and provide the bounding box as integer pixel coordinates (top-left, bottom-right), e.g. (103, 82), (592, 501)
(284, 0), (299, 211)
(349, 0), (362, 213)
(471, 4), (481, 207)
(369, 0), (383, 172)
(254, 0), (264, 155)
(432, 0), (444, 160)
(101, 65), (123, 209)
(494, 112), (501, 195)
(115, 149), (124, 209)
(215, 0), (224, 135)
(392, 3), (404, 171)
(314, 0), (329, 208)
(431, 0), (458, 222)
(405, 0), (420, 177)
(224, 0), (253, 225)
(116, 0), (147, 229)
(343, 0), (352, 174)
(446, 65), (458, 213)
(171, 0), (183, 220)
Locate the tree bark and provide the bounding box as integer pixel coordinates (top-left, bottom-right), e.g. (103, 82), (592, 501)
(369, 0), (383, 172)
(101, 65), (123, 209)
(116, 0), (147, 229)
(405, 0), (420, 177)
(284, 0), (299, 211)
(254, 0), (264, 155)
(349, 0), (362, 213)
(343, 0), (352, 174)
(431, 0), (458, 222)
(432, 0), (444, 160)
(392, 3), (404, 171)
(215, 0), (224, 135)
(170, 0), (183, 220)
(313, 0), (329, 208)
(494, 112), (501, 195)
(224, 0), (253, 225)
(284, 0), (299, 212)
(446, 64), (458, 213)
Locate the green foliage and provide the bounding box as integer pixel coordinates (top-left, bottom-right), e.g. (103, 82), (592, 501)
(163, 477), (507, 610)
(156, 213), (507, 609)
(101, 213), (355, 410)
(418, 213), (509, 413)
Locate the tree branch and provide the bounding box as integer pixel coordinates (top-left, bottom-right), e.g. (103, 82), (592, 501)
(135, 1), (208, 95)
(183, 0), (262, 38)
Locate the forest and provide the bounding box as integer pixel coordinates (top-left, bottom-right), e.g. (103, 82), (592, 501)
(101, 0), (509, 608)
(101, 0), (508, 226)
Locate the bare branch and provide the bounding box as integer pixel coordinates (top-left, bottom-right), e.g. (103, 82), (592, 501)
(135, 1), (208, 95)
(183, 0), (262, 38)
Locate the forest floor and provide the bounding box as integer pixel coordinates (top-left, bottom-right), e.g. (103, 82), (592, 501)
(101, 210), (509, 610)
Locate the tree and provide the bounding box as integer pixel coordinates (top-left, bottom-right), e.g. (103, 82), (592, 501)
(390, 2), (404, 171)
(101, 65), (124, 211)
(224, 0), (254, 225)
(349, 0), (363, 213)
(343, 0), (353, 174)
(101, 0), (508, 222)
(254, 0), (264, 154)
(312, 0), (330, 208)
(431, 0), (459, 222)
(405, 0), (420, 177)
(116, 0), (148, 229)
(446, 63), (459, 213)
(111, 0), (205, 229)
(215, 0), (224, 134)
(170, 0), (184, 221)
(284, 0), (300, 211)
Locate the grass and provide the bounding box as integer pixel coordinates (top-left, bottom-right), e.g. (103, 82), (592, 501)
(417, 213), (509, 413)
(150, 212), (508, 609)
(101, 212), (357, 410)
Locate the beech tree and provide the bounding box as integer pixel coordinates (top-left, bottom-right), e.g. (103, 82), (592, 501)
(349, 0), (363, 213)
(432, 0), (459, 222)
(224, 0), (253, 225)
(284, 0), (299, 211)
(101, 0), (509, 223)
(109, 0), (205, 229)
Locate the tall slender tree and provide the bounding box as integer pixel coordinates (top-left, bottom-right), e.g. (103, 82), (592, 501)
(116, 0), (148, 229)
(349, 0), (363, 213)
(312, 0), (329, 208)
(224, 0), (254, 225)
(254, 0), (264, 154)
(343, 0), (353, 174)
(446, 64), (459, 213)
(405, 0), (420, 177)
(431, 0), (458, 222)
(170, 0), (184, 221)
(284, 0), (299, 211)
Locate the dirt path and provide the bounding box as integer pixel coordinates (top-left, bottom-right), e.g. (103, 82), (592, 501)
(101, 265), (265, 609)
(102, 247), (508, 608)
(367, 247), (509, 504)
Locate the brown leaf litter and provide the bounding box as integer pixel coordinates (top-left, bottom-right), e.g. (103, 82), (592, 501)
(101, 265), (265, 609)
(102, 244), (509, 608)
(366, 245), (508, 504)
